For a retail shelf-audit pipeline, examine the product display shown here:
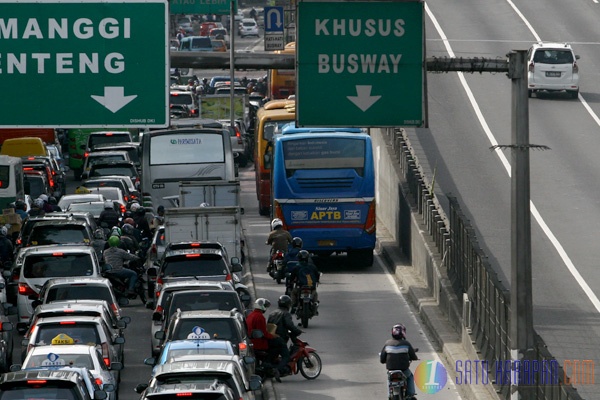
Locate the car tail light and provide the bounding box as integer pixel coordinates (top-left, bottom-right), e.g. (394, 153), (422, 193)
(111, 303), (118, 312)
(157, 277), (163, 285)
(151, 244), (157, 255)
(124, 195), (129, 202)
(185, 254), (200, 258)
(60, 321), (76, 325)
(52, 252), (64, 256)
(226, 273), (232, 281)
(27, 380), (47, 386)
(120, 204), (126, 213)
(16, 237), (22, 245)
(176, 393), (192, 397)
(573, 62), (578, 73)
(23, 167), (34, 171)
(190, 242), (200, 247)
(106, 133), (114, 136)
(528, 62), (534, 72)
(11, 268), (19, 281)
(102, 343), (110, 366)
(364, 201), (376, 234)
(84, 152), (89, 158)
(95, 377), (103, 386)
(18, 282), (37, 296)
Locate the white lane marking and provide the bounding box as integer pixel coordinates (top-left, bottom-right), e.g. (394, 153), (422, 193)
(425, 2), (600, 312)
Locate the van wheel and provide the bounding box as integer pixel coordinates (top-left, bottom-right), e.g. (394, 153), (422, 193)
(528, 90), (533, 98)
(570, 90), (579, 99)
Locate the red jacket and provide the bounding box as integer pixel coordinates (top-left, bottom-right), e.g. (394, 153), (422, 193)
(246, 309), (274, 351)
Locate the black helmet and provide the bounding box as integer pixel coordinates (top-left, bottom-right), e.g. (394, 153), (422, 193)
(298, 250), (310, 262)
(278, 295), (292, 310)
(48, 196), (58, 205)
(392, 324), (406, 340)
(15, 200), (25, 210)
(291, 237), (303, 248)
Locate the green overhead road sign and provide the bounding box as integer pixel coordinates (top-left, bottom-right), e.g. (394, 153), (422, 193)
(0, 0), (169, 128)
(171, 0), (234, 15)
(297, 1), (424, 127)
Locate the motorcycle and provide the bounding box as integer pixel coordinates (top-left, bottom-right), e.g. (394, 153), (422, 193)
(267, 250), (285, 284)
(294, 285), (318, 328)
(386, 348), (418, 400)
(253, 333), (322, 381)
(102, 261), (147, 304)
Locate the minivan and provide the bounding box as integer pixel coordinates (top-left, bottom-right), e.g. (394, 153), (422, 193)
(179, 36), (213, 52)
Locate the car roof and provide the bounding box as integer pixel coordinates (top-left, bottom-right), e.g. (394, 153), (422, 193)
(164, 248), (224, 258)
(153, 357), (240, 375)
(174, 309), (240, 319)
(35, 300), (111, 314)
(35, 315), (105, 324)
(90, 160), (136, 167)
(161, 280), (234, 290)
(18, 245), (96, 256)
(29, 219), (90, 227)
(43, 277), (112, 286)
(0, 368), (88, 385)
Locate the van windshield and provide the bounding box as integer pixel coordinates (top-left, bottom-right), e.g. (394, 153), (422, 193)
(24, 254), (94, 278)
(0, 166), (10, 189)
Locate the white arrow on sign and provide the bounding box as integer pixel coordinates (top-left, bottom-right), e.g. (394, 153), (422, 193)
(347, 85), (381, 112)
(266, 8), (282, 30)
(91, 87), (138, 113)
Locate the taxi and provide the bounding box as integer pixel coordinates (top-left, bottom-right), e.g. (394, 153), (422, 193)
(12, 344), (120, 399)
(135, 358), (262, 400)
(0, 367), (108, 400)
(144, 339), (235, 367)
(20, 315), (125, 382)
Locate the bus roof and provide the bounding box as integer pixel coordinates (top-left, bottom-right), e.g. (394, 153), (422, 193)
(262, 99), (295, 111)
(280, 125), (362, 135)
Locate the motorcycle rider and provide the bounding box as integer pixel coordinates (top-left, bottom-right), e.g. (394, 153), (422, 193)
(267, 295), (303, 376)
(103, 235), (140, 295)
(120, 223), (140, 254)
(283, 237), (303, 295)
(0, 226), (14, 266)
(266, 218), (292, 272)
(91, 228), (107, 262)
(131, 203), (152, 240)
(290, 250), (320, 313)
(380, 324), (419, 399)
(98, 201), (120, 231)
(246, 298), (284, 382)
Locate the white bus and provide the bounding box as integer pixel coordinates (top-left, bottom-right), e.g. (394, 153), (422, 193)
(0, 155), (25, 210)
(140, 126), (236, 209)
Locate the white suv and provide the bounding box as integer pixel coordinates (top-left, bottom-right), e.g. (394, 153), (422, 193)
(527, 42), (580, 99)
(239, 18), (259, 38)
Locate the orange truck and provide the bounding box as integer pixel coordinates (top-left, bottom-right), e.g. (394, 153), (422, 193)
(0, 129), (57, 147)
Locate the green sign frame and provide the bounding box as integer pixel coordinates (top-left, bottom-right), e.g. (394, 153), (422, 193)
(296, 0), (424, 127)
(170, 0), (234, 15)
(0, 0), (169, 128)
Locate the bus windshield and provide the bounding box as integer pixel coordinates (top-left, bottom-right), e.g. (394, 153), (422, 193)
(150, 133), (224, 165)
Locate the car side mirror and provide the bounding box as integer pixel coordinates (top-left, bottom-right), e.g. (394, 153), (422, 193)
(102, 384), (115, 393)
(146, 268), (157, 277)
(154, 331), (165, 340)
(121, 316), (131, 324)
(143, 357), (156, 366)
(0, 322), (13, 332)
(110, 362), (123, 371)
(2, 270), (11, 278)
(9, 364), (21, 372)
(80, 172), (89, 180)
(231, 263), (242, 273)
(249, 375), (262, 391)
(239, 294), (251, 308)
(263, 153), (272, 169)
(135, 384), (149, 394)
(93, 390), (107, 400)
(152, 312), (163, 322)
(118, 297), (129, 307)
(243, 356), (255, 365)
(113, 336), (125, 345)
(0, 282), (4, 290)
(116, 320), (127, 329)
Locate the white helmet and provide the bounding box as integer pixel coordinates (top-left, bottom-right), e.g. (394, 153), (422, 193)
(130, 203), (141, 212)
(38, 194), (49, 202)
(254, 298), (271, 312)
(271, 218), (283, 230)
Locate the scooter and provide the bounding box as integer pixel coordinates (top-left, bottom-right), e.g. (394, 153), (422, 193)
(294, 285), (318, 328)
(267, 250), (285, 284)
(102, 261), (147, 304)
(386, 348), (418, 400)
(252, 332), (322, 381)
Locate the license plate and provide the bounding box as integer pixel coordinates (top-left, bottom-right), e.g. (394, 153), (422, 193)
(545, 71), (561, 77)
(318, 240), (336, 247)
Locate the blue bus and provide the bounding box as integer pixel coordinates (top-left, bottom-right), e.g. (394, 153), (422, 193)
(270, 126), (376, 266)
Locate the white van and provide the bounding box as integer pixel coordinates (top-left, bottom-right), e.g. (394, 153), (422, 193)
(0, 155), (25, 210)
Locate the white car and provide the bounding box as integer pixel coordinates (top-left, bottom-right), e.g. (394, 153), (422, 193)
(57, 193), (105, 211)
(16, 344), (120, 399)
(239, 18), (259, 38)
(527, 42), (580, 99)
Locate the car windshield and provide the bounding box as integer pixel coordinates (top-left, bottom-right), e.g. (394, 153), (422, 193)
(46, 285), (113, 304)
(165, 346), (232, 360)
(35, 323), (100, 346)
(28, 226), (89, 246)
(90, 166), (136, 178)
(167, 292), (240, 316)
(67, 202), (104, 217)
(24, 254), (94, 278)
(0, 383), (81, 400)
(26, 176), (46, 198)
(162, 254), (227, 278)
(533, 49), (574, 64)
(172, 318), (239, 342)
(89, 134), (131, 148)
(25, 353), (94, 370)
